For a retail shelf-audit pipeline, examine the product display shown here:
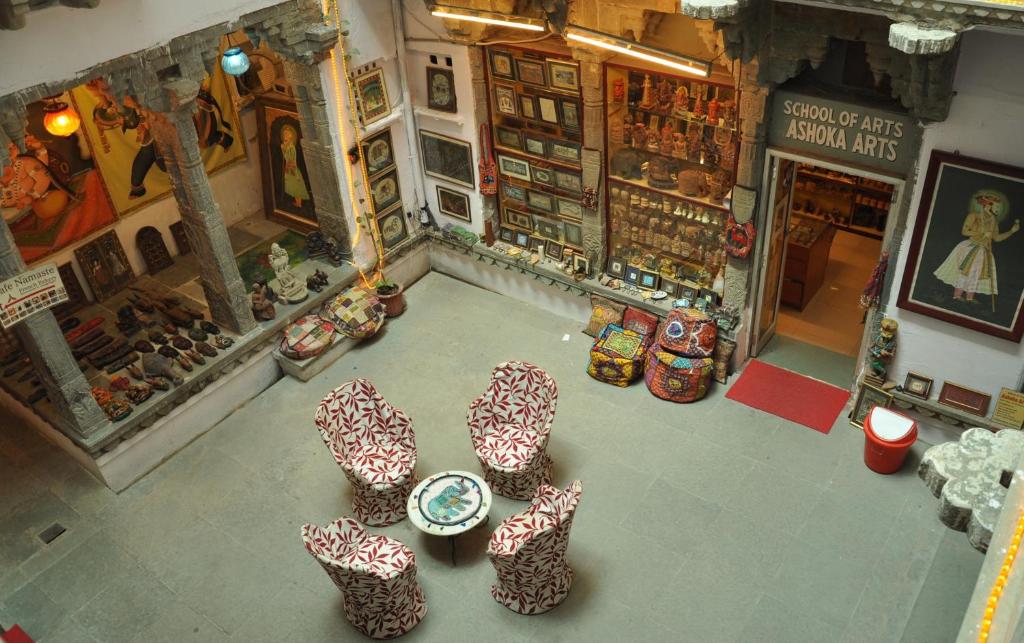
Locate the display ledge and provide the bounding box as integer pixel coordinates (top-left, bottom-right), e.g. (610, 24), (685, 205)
(613, 103), (738, 134)
(890, 389), (1008, 433)
(609, 175), (730, 212)
(427, 231), (736, 341)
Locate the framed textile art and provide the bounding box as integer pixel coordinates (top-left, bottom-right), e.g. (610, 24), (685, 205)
(497, 154), (531, 182)
(377, 205), (408, 251)
(353, 68), (391, 125)
(426, 67), (457, 113)
(5, 99), (117, 263)
(490, 50), (514, 79)
(254, 98), (317, 231)
(547, 60), (580, 93)
(937, 381), (991, 416)
(74, 230), (135, 302)
(436, 186), (471, 222)
(850, 383), (892, 429)
(361, 129), (396, 178)
(70, 68), (245, 217)
(419, 130), (474, 188)
(897, 151), (1024, 342)
(515, 59), (546, 87)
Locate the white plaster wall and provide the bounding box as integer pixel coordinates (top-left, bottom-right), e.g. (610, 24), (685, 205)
(0, 0), (284, 96)
(884, 31), (1024, 412)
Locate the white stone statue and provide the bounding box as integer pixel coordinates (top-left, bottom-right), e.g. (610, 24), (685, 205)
(268, 242), (308, 303)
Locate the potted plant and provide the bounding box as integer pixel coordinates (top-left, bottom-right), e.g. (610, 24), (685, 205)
(375, 277), (406, 317)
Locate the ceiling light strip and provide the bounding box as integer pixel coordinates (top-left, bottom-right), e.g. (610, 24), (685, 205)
(564, 26), (711, 78)
(430, 6), (546, 32)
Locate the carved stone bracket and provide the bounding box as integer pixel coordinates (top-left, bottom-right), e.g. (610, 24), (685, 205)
(889, 22), (960, 55)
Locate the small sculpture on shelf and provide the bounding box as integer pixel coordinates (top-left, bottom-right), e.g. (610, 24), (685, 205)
(638, 74), (656, 109)
(251, 282), (277, 321)
(268, 242), (308, 304)
(657, 77), (674, 110)
(868, 318), (898, 383)
(672, 85), (689, 118)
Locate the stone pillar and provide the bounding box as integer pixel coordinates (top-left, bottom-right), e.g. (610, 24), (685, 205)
(284, 60), (353, 258)
(468, 46), (498, 230)
(575, 51), (610, 273)
(146, 79), (256, 335)
(0, 218), (106, 437)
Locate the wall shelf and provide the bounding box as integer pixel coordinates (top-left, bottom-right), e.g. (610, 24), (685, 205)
(413, 106), (465, 127)
(890, 389), (1008, 433)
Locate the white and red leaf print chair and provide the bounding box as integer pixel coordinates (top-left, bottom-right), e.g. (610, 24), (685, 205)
(301, 517), (427, 639)
(467, 361), (559, 500)
(486, 480), (583, 614)
(314, 379), (417, 526)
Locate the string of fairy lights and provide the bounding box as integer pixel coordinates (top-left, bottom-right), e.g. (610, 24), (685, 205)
(977, 508), (1024, 642)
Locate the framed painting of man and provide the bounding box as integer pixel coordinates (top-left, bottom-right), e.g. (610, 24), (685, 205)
(254, 98), (318, 231)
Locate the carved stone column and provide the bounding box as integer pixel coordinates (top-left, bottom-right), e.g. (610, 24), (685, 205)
(146, 79), (256, 335)
(0, 218), (106, 437)
(468, 46), (498, 231)
(283, 60), (353, 258)
(574, 51), (610, 273)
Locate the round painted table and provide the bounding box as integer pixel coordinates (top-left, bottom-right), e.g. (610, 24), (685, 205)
(407, 470), (492, 565)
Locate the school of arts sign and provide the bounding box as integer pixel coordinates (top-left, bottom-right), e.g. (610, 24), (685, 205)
(768, 90), (922, 175)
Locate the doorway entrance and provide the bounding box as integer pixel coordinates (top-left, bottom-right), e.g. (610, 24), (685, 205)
(751, 150), (902, 386)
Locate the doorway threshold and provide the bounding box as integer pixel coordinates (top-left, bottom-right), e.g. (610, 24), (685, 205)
(757, 334), (855, 389)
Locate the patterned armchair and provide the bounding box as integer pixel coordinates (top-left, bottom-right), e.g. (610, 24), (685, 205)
(486, 481), (584, 614)
(314, 379), (417, 526)
(301, 517), (427, 639)
(467, 361), (559, 500)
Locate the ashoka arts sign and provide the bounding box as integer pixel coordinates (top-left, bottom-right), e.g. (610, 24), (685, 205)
(768, 90), (922, 175)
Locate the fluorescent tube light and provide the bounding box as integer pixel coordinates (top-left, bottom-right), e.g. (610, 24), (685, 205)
(431, 6), (547, 32)
(564, 26), (711, 78)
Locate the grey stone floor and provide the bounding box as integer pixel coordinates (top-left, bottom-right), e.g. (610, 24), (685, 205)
(0, 272), (984, 642)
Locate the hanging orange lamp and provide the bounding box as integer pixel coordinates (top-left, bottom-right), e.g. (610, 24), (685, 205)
(42, 95), (81, 137)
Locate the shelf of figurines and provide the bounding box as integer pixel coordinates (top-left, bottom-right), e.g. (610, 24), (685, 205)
(607, 175), (731, 213)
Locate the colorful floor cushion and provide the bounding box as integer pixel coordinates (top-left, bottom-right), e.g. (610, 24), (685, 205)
(321, 288), (386, 339)
(622, 307), (659, 339)
(279, 314), (336, 360)
(584, 295), (626, 337)
(644, 342), (714, 403)
(587, 324), (650, 387)
(657, 309), (718, 358)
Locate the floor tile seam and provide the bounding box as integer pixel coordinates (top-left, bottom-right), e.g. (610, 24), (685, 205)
(12, 520), (105, 590)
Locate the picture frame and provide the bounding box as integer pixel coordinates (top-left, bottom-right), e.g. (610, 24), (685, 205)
(493, 84), (518, 116)
(679, 281), (700, 300)
(530, 165), (554, 187)
(547, 59), (580, 93)
(938, 381), (992, 416)
(523, 134), (547, 158)
(361, 128), (395, 178)
(377, 204), (408, 251)
(494, 126), (522, 150)
(545, 241), (564, 261)
(498, 227), (515, 243)
(699, 288), (720, 307)
(502, 182), (526, 202)
(549, 139), (582, 164)
(537, 96), (559, 124)
(850, 383), (894, 429)
(606, 256), (626, 279)
(419, 130), (474, 188)
(560, 98), (581, 131)
(426, 66), (457, 113)
(662, 278), (681, 298)
(573, 254), (590, 276)
(556, 198), (583, 222)
(490, 50), (514, 79)
(514, 231), (531, 248)
(353, 68), (390, 126)
(555, 169), (583, 194)
(534, 217), (563, 241)
(515, 59), (546, 87)
(563, 221), (583, 247)
(74, 231), (136, 302)
(902, 372), (934, 399)
(527, 189), (555, 213)
(369, 168), (402, 213)
(503, 208), (532, 230)
(897, 150), (1024, 342)
(497, 154), (531, 182)
(528, 237), (545, 253)
(436, 185), (471, 222)
(254, 98), (318, 230)
(638, 270), (660, 291)
(519, 95), (537, 120)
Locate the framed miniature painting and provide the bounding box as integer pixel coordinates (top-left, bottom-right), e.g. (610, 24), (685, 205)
(497, 154), (531, 182)
(353, 68), (390, 125)
(515, 59), (546, 87)
(606, 256), (626, 279)
(377, 204), (408, 251)
(502, 183), (526, 202)
(514, 231), (531, 248)
(563, 221), (583, 247)
(519, 95), (537, 120)
(74, 231), (136, 302)
(638, 270), (661, 291)
(557, 198), (583, 222)
(499, 227), (515, 243)
(526, 190), (554, 213)
(523, 134), (547, 158)
(419, 130), (474, 188)
(494, 84), (517, 116)
(360, 128), (395, 178)
(254, 98), (318, 230)
(902, 372), (933, 399)
(494, 126), (522, 151)
(573, 254), (590, 275)
(426, 66), (457, 113)
(534, 217), (562, 241)
(530, 165), (554, 187)
(850, 383), (893, 429)
(555, 169), (583, 195)
(545, 241), (564, 261)
(436, 186), (471, 222)
(490, 50), (514, 79)
(550, 139), (582, 164)
(503, 208), (532, 230)
(938, 381), (992, 416)
(897, 151), (1024, 342)
(369, 168), (402, 213)
(537, 96), (559, 124)
(547, 60), (580, 93)
(560, 98), (581, 131)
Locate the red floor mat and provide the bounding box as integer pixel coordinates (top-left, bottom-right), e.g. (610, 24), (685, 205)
(725, 359), (850, 434)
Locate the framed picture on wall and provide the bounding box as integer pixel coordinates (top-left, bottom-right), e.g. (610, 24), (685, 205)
(369, 169), (402, 213)
(547, 60), (580, 93)
(563, 221), (583, 247)
(897, 151), (1024, 342)
(494, 126), (522, 151)
(74, 231), (136, 302)
(519, 95), (537, 120)
(377, 204), (408, 251)
(555, 169), (583, 195)
(503, 208), (532, 230)
(515, 59), (546, 87)
(557, 198), (583, 222)
(353, 68), (390, 126)
(360, 128), (395, 178)
(490, 50), (514, 79)
(254, 98), (318, 230)
(850, 383), (893, 429)
(534, 217), (562, 242)
(497, 154), (531, 182)
(537, 96), (559, 124)
(545, 241), (564, 261)
(560, 98), (581, 131)
(605, 256), (626, 279)
(550, 140), (582, 164)
(499, 227), (515, 243)
(419, 130), (474, 188)
(526, 189), (554, 213)
(530, 165), (554, 187)
(502, 183), (526, 203)
(426, 66), (457, 113)
(493, 84), (517, 116)
(436, 186), (471, 222)
(523, 134), (547, 158)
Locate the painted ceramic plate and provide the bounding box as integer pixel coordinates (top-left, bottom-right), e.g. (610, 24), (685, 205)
(407, 470), (492, 536)
(651, 290), (669, 300)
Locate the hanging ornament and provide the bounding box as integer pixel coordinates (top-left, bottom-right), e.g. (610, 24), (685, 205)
(221, 46), (251, 77)
(724, 213), (755, 258)
(41, 95), (80, 137)
(478, 123), (497, 196)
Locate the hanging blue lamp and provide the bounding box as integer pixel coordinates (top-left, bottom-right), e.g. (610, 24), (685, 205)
(221, 46), (250, 76)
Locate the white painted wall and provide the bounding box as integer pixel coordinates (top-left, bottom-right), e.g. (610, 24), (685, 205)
(0, 0), (284, 96)
(885, 31), (1024, 420)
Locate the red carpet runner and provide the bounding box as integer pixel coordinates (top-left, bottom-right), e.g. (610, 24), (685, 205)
(725, 359), (851, 434)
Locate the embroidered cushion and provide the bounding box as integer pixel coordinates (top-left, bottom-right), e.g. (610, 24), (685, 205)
(321, 288), (386, 339)
(279, 314), (336, 360)
(584, 295), (626, 337)
(657, 309), (717, 357)
(622, 307), (659, 338)
(644, 342), (714, 403)
(586, 324), (650, 387)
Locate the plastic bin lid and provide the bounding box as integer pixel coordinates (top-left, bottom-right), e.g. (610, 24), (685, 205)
(867, 406), (916, 442)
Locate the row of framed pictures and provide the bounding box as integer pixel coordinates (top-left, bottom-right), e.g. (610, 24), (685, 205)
(357, 124), (407, 252)
(494, 127), (581, 165)
(497, 226), (591, 273)
(497, 153), (583, 195)
(606, 255), (719, 301)
(501, 208), (583, 248)
(493, 84), (581, 132)
(501, 183), (583, 223)
(489, 50), (581, 94)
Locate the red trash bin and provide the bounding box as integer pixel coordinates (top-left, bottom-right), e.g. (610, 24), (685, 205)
(863, 406), (917, 474)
